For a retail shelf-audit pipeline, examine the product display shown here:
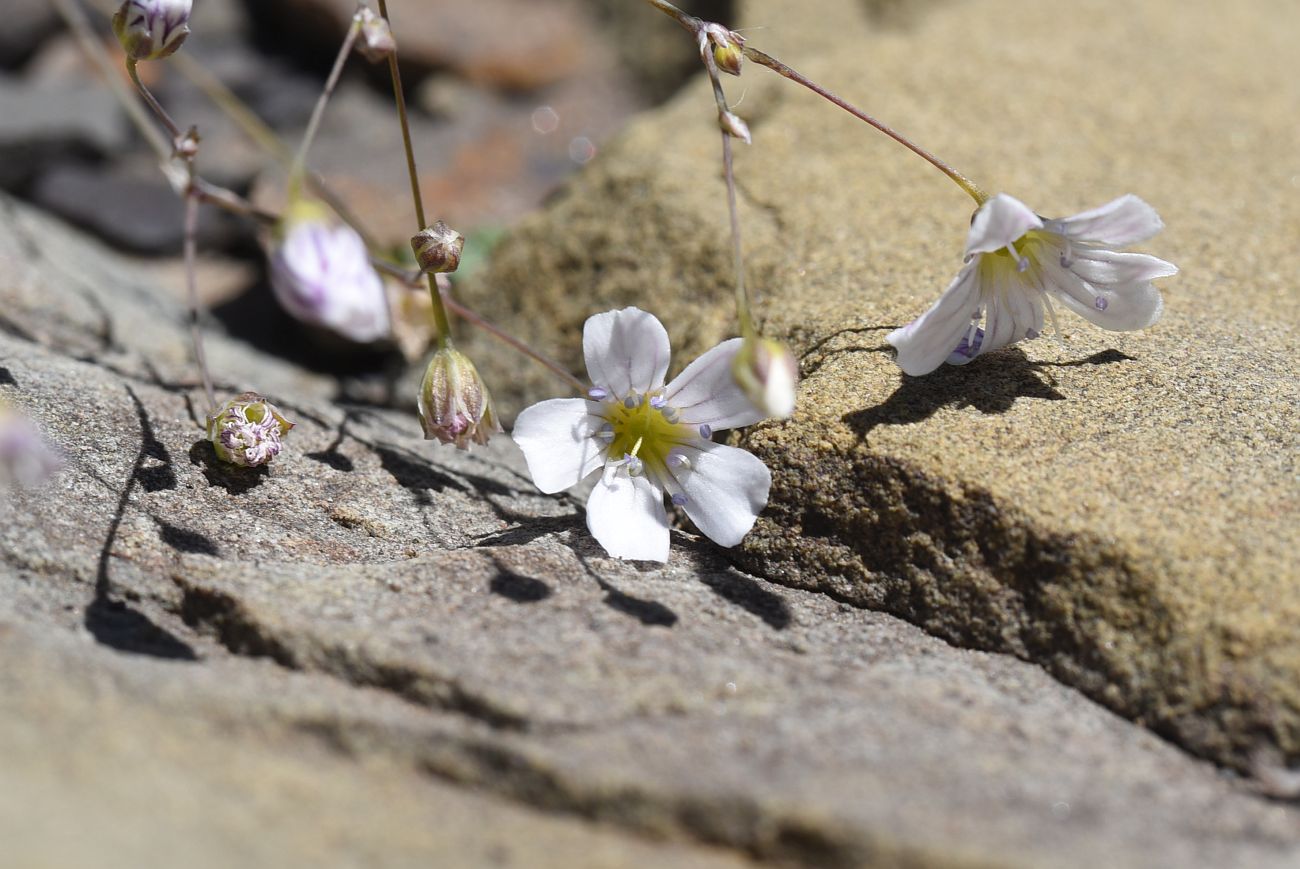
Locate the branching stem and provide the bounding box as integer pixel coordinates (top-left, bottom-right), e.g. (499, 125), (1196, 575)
(288, 12), (362, 196)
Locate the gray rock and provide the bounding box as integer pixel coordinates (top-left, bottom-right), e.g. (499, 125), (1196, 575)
(0, 75), (128, 190)
(0, 0), (61, 69)
(2, 190), (1299, 865)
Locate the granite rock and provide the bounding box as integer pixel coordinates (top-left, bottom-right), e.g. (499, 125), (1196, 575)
(460, 0), (1300, 777)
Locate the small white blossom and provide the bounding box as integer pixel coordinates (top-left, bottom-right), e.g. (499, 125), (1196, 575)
(513, 307), (772, 563)
(269, 200), (391, 344)
(888, 193), (1178, 376)
(207, 393), (293, 468)
(732, 336), (798, 420)
(112, 0), (192, 61)
(0, 404), (62, 487)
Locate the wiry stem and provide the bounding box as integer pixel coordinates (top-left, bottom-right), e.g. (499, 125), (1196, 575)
(126, 59), (183, 142)
(741, 47), (989, 205)
(184, 190), (216, 411)
(375, 0), (453, 349)
(288, 12), (362, 196)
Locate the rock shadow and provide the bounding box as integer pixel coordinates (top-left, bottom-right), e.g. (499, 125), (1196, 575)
(700, 570), (791, 630)
(188, 438), (268, 494)
(844, 347), (1099, 438)
(87, 385), (197, 661)
(156, 519), (220, 556)
(0, 365), (15, 386)
(488, 564), (553, 604)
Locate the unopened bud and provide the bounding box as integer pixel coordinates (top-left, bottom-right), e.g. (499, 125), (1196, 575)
(411, 221), (465, 275)
(269, 199), (391, 343)
(356, 9), (396, 63)
(0, 403), (62, 487)
(704, 24), (745, 76)
(112, 0), (192, 62)
(417, 347), (501, 449)
(719, 110), (752, 145)
(731, 337), (798, 420)
(207, 393), (293, 468)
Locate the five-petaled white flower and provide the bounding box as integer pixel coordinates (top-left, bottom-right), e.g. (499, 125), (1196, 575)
(888, 193), (1178, 376)
(513, 307), (772, 563)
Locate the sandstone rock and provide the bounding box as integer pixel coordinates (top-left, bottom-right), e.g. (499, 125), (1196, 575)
(3, 180), (1300, 865)
(461, 0), (1300, 778)
(0, 75), (128, 190)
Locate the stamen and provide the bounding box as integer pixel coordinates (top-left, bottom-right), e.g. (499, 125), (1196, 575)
(661, 407), (680, 423)
(667, 451), (691, 470)
(625, 453), (644, 476)
(698, 424), (713, 440)
(1026, 328), (1040, 340)
(649, 394), (667, 409)
(594, 424), (614, 441)
(1094, 296), (1109, 311)
(671, 493), (688, 506)
(623, 394), (638, 409)
(1040, 290), (1063, 338)
(1006, 243), (1028, 272)
(588, 386), (608, 400)
(1059, 237), (1074, 268)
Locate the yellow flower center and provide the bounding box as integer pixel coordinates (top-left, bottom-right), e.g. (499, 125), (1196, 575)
(604, 394), (694, 477)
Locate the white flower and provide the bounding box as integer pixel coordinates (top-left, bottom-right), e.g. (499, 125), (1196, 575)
(269, 201), (391, 344)
(112, 0), (192, 61)
(513, 307), (772, 563)
(888, 193), (1178, 376)
(0, 404), (62, 487)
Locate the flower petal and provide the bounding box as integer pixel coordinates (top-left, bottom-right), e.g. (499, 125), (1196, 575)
(966, 194), (1043, 257)
(672, 442), (771, 548)
(583, 307), (671, 398)
(888, 263), (983, 376)
(1052, 194), (1164, 246)
(979, 267), (1044, 357)
(662, 338), (765, 430)
(1041, 258), (1165, 331)
(511, 398), (605, 494)
(587, 472), (670, 562)
(1066, 248), (1178, 285)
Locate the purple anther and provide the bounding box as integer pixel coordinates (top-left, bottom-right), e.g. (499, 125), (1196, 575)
(1016, 257), (1030, 273)
(671, 493), (688, 506)
(698, 424), (713, 440)
(624, 395), (638, 409)
(649, 395), (668, 409)
(1094, 296), (1109, 311)
(1026, 328), (1040, 340)
(588, 387), (608, 400)
(950, 327), (985, 360)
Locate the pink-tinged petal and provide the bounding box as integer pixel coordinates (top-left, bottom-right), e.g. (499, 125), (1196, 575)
(1053, 194), (1164, 246)
(672, 442), (770, 548)
(1040, 258), (1165, 332)
(888, 263), (983, 376)
(587, 473), (670, 562)
(1066, 248), (1178, 285)
(662, 338), (765, 431)
(976, 268), (1044, 360)
(583, 307), (671, 398)
(511, 398), (605, 494)
(965, 194), (1043, 257)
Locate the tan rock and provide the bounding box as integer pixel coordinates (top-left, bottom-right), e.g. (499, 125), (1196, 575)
(463, 0), (1300, 773)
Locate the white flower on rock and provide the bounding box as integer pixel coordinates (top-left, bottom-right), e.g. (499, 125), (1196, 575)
(888, 193), (1178, 376)
(269, 200), (391, 344)
(513, 307), (772, 563)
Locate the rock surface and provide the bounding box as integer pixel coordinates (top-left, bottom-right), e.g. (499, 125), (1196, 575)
(462, 0), (1300, 780)
(3, 175), (1300, 864)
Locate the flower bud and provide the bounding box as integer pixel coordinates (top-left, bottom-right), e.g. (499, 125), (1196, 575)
(112, 0), (193, 62)
(356, 9), (397, 63)
(410, 221), (465, 275)
(207, 393), (293, 468)
(0, 404), (62, 487)
(704, 24), (745, 76)
(417, 347), (501, 449)
(269, 199), (391, 343)
(731, 337), (798, 420)
(719, 110), (752, 145)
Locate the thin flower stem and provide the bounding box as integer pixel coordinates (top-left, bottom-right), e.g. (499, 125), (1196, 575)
(184, 190), (216, 411)
(741, 47), (989, 205)
(127, 59), (183, 142)
(288, 13), (362, 197)
(375, 0), (453, 349)
(50, 0), (172, 163)
(642, 0), (696, 32)
(720, 131), (754, 339)
(369, 258), (584, 393)
(441, 287), (587, 394)
(171, 51), (379, 248)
